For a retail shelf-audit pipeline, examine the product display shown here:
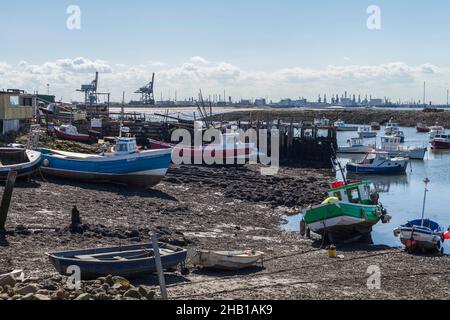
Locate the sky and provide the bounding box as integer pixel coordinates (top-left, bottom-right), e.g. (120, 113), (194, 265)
(1, 0), (450, 103)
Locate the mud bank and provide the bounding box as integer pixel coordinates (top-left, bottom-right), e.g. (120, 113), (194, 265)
(212, 108), (450, 128)
(1, 165), (449, 300)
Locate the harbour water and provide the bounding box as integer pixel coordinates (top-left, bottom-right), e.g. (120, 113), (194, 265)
(283, 125), (450, 253)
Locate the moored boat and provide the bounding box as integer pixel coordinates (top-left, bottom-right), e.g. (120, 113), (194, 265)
(394, 178), (446, 254)
(346, 151), (408, 175)
(54, 124), (90, 143)
(337, 138), (373, 154)
(358, 126), (377, 138)
(191, 250), (265, 270)
(416, 123), (430, 133)
(0, 148), (43, 180)
(334, 120), (358, 132)
(429, 123), (445, 141)
(38, 137), (172, 188)
(47, 242), (188, 279)
(371, 122), (381, 131)
(431, 134), (450, 149)
(149, 132), (258, 165)
(302, 181), (391, 242)
(378, 136), (427, 160)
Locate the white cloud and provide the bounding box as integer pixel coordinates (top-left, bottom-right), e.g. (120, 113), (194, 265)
(1, 56), (450, 103)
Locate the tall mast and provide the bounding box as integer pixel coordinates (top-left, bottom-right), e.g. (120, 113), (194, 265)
(421, 177), (430, 227)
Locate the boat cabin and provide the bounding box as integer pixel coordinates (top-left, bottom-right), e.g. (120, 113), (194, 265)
(347, 137), (364, 147)
(361, 151), (390, 164)
(434, 134), (450, 140)
(115, 138), (138, 154)
(327, 181), (373, 205)
(381, 136), (401, 149)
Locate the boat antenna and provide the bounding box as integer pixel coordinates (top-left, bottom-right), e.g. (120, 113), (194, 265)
(421, 177), (430, 227)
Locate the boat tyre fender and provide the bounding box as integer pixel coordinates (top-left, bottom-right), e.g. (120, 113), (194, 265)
(300, 219), (306, 237)
(436, 240), (444, 256)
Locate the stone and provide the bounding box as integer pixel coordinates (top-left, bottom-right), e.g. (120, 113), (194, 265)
(123, 288), (141, 300)
(0, 275), (16, 287)
(50, 275), (63, 282)
(41, 280), (59, 291)
(94, 293), (110, 300)
(74, 293), (91, 301)
(105, 275), (114, 286)
(21, 293), (35, 300)
(16, 284), (39, 295)
(51, 289), (67, 300)
(112, 282), (130, 291)
(138, 286), (155, 300)
(97, 277), (107, 284)
(101, 283), (110, 291)
(37, 289), (50, 295)
(34, 294), (51, 301)
(0, 293), (9, 300)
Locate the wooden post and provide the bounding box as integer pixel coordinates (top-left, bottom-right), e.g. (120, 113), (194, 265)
(0, 171), (18, 230)
(151, 233), (168, 300)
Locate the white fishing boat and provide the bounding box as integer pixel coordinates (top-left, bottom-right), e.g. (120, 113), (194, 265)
(378, 136), (427, 160)
(191, 250), (265, 270)
(358, 126), (377, 138)
(337, 138), (373, 154)
(429, 123), (446, 141)
(334, 120), (358, 131)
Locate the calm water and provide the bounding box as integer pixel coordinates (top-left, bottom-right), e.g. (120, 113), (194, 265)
(283, 126), (450, 252)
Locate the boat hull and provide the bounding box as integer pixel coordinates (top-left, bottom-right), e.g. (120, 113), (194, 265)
(191, 250), (264, 270)
(431, 140), (450, 149)
(358, 132), (377, 138)
(304, 202), (381, 241)
(399, 228), (442, 250)
(384, 148), (427, 160)
(39, 148), (172, 188)
(54, 127), (90, 143)
(337, 146), (371, 154)
(47, 243), (187, 279)
(346, 161), (407, 175)
(336, 127), (358, 132)
(0, 149), (43, 180)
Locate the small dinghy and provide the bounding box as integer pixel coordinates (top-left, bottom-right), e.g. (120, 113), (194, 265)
(47, 243), (188, 279)
(191, 250), (265, 270)
(0, 148), (42, 180)
(394, 178), (446, 254)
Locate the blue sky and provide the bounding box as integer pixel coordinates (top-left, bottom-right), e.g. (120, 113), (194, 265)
(1, 0), (450, 102)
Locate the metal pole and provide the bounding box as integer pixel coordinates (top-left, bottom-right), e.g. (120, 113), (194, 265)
(151, 233), (168, 300)
(421, 178), (430, 226)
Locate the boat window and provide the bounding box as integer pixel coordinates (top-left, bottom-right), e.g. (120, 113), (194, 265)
(9, 96), (19, 107)
(333, 191), (342, 200)
(116, 144), (128, 152)
(346, 188), (361, 204)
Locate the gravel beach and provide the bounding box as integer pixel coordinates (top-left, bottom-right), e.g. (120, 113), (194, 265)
(1, 163), (449, 300)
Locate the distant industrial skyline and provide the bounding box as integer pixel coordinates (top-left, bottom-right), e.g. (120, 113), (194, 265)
(1, 1), (450, 103)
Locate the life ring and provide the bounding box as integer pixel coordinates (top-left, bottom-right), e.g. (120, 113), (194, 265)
(322, 197), (339, 204)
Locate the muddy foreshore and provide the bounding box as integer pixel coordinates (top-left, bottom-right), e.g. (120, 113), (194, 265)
(1, 162), (450, 300)
(212, 108), (450, 128)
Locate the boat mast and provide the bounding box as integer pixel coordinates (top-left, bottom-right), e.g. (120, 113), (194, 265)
(421, 177), (430, 226)
(120, 91), (125, 138)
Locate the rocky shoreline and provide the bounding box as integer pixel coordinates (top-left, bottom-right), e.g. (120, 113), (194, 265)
(1, 163), (450, 300)
(213, 108), (450, 128)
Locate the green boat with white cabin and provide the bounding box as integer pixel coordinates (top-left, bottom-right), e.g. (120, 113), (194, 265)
(301, 181), (391, 242)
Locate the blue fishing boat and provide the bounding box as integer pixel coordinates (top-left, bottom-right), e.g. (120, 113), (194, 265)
(0, 148), (43, 180)
(394, 178), (448, 254)
(346, 151), (408, 175)
(47, 242), (188, 279)
(38, 137), (172, 188)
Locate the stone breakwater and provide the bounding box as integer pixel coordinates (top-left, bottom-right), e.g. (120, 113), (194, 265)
(212, 108), (450, 128)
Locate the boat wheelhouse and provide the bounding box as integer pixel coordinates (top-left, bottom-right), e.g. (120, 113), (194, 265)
(337, 137), (373, 154)
(302, 181), (390, 242)
(358, 126), (377, 138)
(379, 136), (427, 160)
(346, 151), (408, 175)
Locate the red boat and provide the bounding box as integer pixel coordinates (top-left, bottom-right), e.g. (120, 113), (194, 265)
(54, 124), (91, 143)
(371, 122), (381, 131)
(416, 123), (430, 133)
(148, 133), (257, 164)
(431, 134), (450, 149)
